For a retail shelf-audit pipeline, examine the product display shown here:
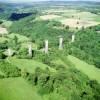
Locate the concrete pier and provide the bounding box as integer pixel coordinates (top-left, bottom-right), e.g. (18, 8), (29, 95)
(45, 40), (48, 54)
(71, 34), (75, 42)
(28, 43), (32, 56)
(7, 48), (12, 57)
(59, 37), (63, 50)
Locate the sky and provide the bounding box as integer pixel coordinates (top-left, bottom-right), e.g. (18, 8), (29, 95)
(0, 0), (100, 3)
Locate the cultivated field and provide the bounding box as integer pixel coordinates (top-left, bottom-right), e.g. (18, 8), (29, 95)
(40, 14), (61, 20)
(39, 9), (100, 29)
(60, 18), (99, 28)
(43, 9), (79, 14)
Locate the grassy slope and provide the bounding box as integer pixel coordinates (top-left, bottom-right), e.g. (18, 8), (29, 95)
(67, 55), (100, 83)
(52, 59), (68, 67)
(0, 77), (42, 100)
(0, 70), (5, 76)
(9, 57), (55, 73)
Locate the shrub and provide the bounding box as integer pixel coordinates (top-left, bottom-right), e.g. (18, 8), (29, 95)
(0, 61), (21, 77)
(0, 74), (4, 79)
(89, 80), (100, 99)
(17, 48), (28, 59)
(0, 51), (7, 59)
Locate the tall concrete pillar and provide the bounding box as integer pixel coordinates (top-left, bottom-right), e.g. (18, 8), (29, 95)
(45, 40), (48, 54)
(7, 48), (11, 57)
(59, 37), (63, 50)
(71, 34), (75, 42)
(28, 43), (32, 56)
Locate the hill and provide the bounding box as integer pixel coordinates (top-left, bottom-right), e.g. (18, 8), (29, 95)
(9, 14), (69, 44)
(0, 1), (100, 100)
(9, 12), (100, 68)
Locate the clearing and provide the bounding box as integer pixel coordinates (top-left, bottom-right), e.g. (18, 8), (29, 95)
(39, 14), (61, 20)
(67, 55), (100, 83)
(0, 27), (8, 35)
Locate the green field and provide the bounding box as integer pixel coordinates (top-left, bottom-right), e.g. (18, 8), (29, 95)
(9, 57), (55, 73)
(68, 55), (100, 83)
(0, 77), (42, 100)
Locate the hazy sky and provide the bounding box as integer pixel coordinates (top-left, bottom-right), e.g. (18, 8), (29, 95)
(0, 0), (100, 3)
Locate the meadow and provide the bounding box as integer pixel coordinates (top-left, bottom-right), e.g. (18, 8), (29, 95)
(0, 77), (42, 100)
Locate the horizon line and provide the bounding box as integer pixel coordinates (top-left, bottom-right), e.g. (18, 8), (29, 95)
(0, 0), (100, 4)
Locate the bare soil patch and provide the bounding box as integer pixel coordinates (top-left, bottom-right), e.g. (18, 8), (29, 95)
(0, 27), (8, 35)
(60, 18), (100, 28)
(40, 14), (61, 20)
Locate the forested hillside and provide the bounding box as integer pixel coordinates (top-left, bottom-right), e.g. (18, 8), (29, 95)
(9, 14), (100, 68)
(72, 25), (100, 68)
(9, 14), (69, 44)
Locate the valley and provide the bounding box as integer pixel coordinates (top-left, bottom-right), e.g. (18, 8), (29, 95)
(0, 1), (100, 100)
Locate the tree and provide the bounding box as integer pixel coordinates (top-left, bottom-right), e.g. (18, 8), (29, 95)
(13, 35), (18, 45)
(21, 68), (29, 78)
(0, 20), (3, 24)
(0, 51), (7, 59)
(65, 25), (69, 30)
